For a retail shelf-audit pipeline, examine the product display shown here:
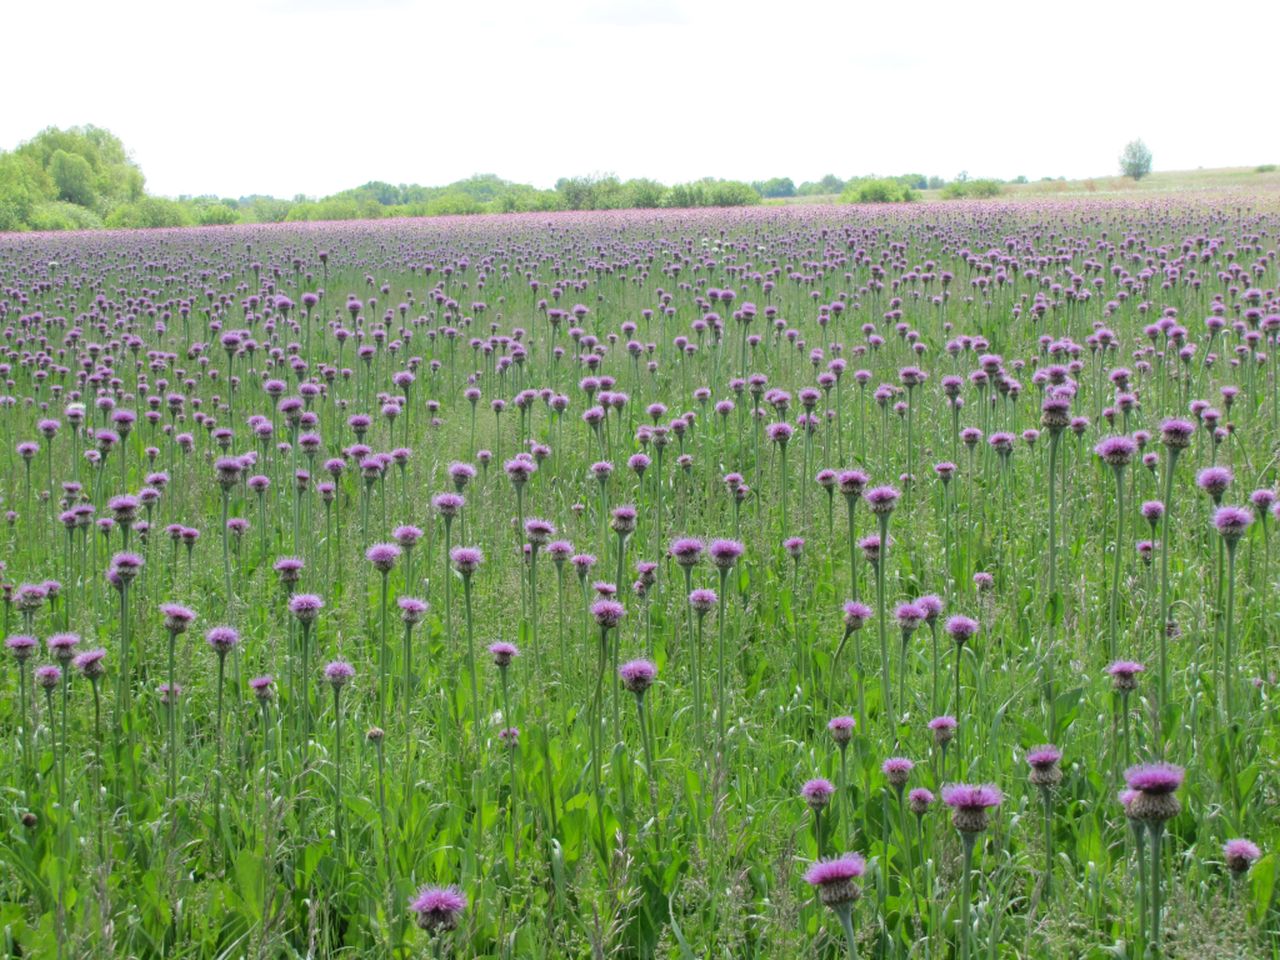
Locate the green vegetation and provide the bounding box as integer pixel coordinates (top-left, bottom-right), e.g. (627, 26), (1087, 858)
(839, 177), (918, 204)
(1120, 139), (1153, 180)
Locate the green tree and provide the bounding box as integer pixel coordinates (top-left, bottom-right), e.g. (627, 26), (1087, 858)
(1119, 139), (1153, 180)
(49, 149), (97, 207)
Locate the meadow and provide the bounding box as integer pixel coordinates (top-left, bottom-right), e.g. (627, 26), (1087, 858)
(0, 198), (1277, 959)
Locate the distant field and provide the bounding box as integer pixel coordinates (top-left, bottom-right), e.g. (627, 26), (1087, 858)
(767, 165), (1280, 205)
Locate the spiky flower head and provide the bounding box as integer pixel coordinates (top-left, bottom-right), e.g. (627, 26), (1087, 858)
(864, 485), (900, 515)
(908, 787), (935, 815)
(324, 660), (355, 689)
(160, 603), (196, 634)
(591, 599), (625, 629)
(1027, 744), (1064, 787)
(408, 884), (467, 933)
(619, 658), (657, 694)
(1213, 505), (1253, 544)
(827, 715), (855, 745)
(488, 641), (518, 668)
(803, 854), (866, 907)
(1224, 839), (1261, 876)
(882, 756), (915, 788)
(941, 783), (1003, 832)
(802, 777), (835, 811)
(929, 715), (958, 746)
(73, 647), (107, 680)
(288, 593), (324, 625)
(1123, 763), (1184, 822)
(1106, 659), (1144, 693)
(205, 626), (240, 654)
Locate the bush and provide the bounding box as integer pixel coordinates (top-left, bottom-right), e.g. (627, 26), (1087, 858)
(1257, 164), (1277, 173)
(104, 197), (192, 229)
(27, 201), (104, 231)
(967, 179), (1003, 198)
(841, 179), (917, 204)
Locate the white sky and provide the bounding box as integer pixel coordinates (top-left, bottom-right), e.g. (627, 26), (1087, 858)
(4, 0), (1277, 199)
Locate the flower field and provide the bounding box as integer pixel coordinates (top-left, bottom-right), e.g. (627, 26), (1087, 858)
(1, 199), (1278, 958)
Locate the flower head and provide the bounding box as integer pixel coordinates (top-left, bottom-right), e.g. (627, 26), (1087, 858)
(591, 599), (625, 629)
(945, 615), (979, 644)
(289, 593), (324, 625)
(1213, 505), (1253, 543)
(1224, 839), (1261, 875)
(827, 715), (855, 745)
(619, 658), (657, 694)
(804, 854), (866, 907)
(408, 884), (467, 933)
(882, 756), (915, 788)
(801, 777), (835, 810)
(324, 660), (355, 688)
(864, 485), (900, 515)
(1123, 762), (1184, 821)
(1106, 659), (1145, 692)
(206, 626), (240, 654)
(73, 647), (108, 680)
(488, 641), (519, 668)
(941, 783), (1003, 832)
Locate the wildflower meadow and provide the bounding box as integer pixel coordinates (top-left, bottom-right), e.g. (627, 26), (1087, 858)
(0, 199), (1278, 958)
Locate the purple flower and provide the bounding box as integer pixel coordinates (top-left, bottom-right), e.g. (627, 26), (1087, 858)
(393, 525), (424, 547)
(801, 777), (835, 809)
(838, 470), (869, 497)
(827, 715), (855, 745)
(591, 599), (625, 629)
(916, 594), (944, 624)
(289, 593), (325, 624)
(942, 783), (1003, 831)
(1197, 466), (1233, 500)
(1124, 763), (1184, 795)
(1094, 435), (1137, 467)
(366, 543), (402, 572)
(669, 537), (705, 567)
(36, 665), (61, 689)
(399, 597), (428, 625)
(1224, 839), (1261, 875)
(1160, 418), (1195, 449)
(488, 641), (519, 667)
(881, 756), (915, 787)
(160, 603), (196, 633)
(864, 485), (900, 515)
(689, 588), (718, 614)
(804, 853), (866, 887)
(5, 634), (38, 662)
(1106, 659), (1145, 692)
(944, 615), (979, 644)
(804, 853), (867, 906)
(895, 602), (925, 632)
(843, 601), (872, 631)
(205, 626), (240, 654)
(619, 658), (657, 694)
(249, 675), (275, 700)
(929, 715), (958, 745)
(1212, 505), (1253, 542)
(73, 647), (107, 680)
(324, 660), (355, 688)
(908, 787), (934, 815)
(450, 546), (484, 575)
(525, 517), (556, 545)
(708, 538), (744, 570)
(47, 632), (80, 662)
(408, 884), (467, 932)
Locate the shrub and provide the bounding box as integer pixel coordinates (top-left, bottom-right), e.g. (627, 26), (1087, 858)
(841, 179), (917, 204)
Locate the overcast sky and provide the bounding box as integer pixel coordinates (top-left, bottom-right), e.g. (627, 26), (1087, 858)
(5, 0), (1276, 199)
